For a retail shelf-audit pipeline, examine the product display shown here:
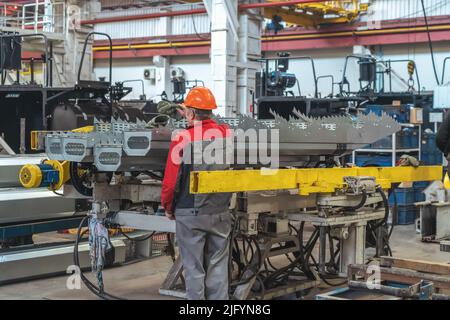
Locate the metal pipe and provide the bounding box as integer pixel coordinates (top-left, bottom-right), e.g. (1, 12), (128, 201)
(122, 79), (146, 99)
(316, 75), (335, 97)
(77, 32), (113, 118)
(318, 226), (327, 274)
(94, 40), (210, 51)
(78, 32), (113, 86)
(19, 33), (50, 87)
(81, 8), (207, 25)
(441, 56), (450, 85)
(30, 57), (34, 84)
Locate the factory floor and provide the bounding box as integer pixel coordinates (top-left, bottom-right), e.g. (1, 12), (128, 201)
(0, 224), (448, 300)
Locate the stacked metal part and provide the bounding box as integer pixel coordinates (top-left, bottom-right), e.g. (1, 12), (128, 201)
(42, 111), (401, 172)
(45, 118), (172, 172)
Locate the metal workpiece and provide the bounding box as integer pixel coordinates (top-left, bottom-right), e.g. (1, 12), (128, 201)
(441, 240), (450, 253)
(39, 111), (403, 172)
(0, 188), (76, 224)
(344, 176), (377, 195)
(44, 119), (172, 172)
(0, 240), (127, 285)
(92, 181), (162, 203)
(215, 111), (401, 158)
(318, 280), (435, 300)
(236, 191), (317, 214)
(108, 211), (176, 234)
(316, 193), (383, 209)
(416, 180), (450, 242)
(288, 210), (386, 226)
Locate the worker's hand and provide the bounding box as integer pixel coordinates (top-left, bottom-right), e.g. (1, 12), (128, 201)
(165, 211), (176, 220)
(157, 100), (184, 120)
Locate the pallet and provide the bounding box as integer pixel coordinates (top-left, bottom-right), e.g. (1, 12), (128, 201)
(380, 256), (450, 276)
(348, 261), (450, 294)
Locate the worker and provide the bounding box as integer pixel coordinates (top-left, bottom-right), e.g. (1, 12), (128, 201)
(160, 87), (232, 300)
(437, 110), (450, 188)
(437, 110), (450, 158)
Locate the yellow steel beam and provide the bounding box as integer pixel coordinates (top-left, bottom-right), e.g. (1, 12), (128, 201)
(264, 0), (362, 26)
(264, 7), (318, 27)
(190, 166), (443, 196)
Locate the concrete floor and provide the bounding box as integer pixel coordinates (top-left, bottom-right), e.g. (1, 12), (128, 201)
(0, 224), (449, 300)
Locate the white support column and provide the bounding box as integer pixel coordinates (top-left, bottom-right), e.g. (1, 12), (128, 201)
(237, 11), (262, 115)
(210, 0), (238, 116)
(153, 55), (172, 100)
(152, 12), (173, 100)
(209, 0), (261, 116)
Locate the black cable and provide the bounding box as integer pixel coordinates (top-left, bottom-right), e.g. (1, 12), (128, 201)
(253, 275), (266, 300)
(420, 0), (440, 85)
(230, 235), (262, 288)
(144, 171), (163, 181)
(264, 226), (317, 287)
(52, 189), (64, 196)
(388, 188), (397, 239)
(343, 190), (367, 211)
(119, 228), (155, 242)
(374, 186), (389, 228)
(69, 162), (93, 197)
(191, 12), (209, 40)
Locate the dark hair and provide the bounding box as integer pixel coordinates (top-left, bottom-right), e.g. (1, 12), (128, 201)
(191, 108), (212, 120)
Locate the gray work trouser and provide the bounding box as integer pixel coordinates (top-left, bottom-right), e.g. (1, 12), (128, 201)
(175, 211), (231, 300)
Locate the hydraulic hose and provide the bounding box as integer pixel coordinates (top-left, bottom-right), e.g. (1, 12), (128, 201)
(343, 190), (367, 211)
(70, 162), (93, 197)
(374, 186), (390, 228)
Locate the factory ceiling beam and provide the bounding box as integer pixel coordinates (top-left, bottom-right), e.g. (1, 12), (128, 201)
(81, 0), (329, 25)
(92, 15), (450, 59)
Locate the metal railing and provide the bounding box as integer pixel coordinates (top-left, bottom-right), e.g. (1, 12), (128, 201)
(0, 0), (66, 34)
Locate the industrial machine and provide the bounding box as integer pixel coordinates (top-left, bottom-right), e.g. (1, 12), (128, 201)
(254, 53), (365, 120)
(0, 31), (157, 276)
(416, 181), (450, 243)
(0, 31), (155, 154)
(19, 107), (442, 299)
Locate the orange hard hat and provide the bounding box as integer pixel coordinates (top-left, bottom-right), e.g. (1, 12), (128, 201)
(183, 87), (217, 110)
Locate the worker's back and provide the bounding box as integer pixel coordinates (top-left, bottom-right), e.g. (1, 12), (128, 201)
(172, 120), (232, 216)
(436, 111), (450, 156)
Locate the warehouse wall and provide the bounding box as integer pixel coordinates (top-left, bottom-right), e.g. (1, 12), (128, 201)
(365, 0), (450, 22)
(95, 41), (450, 103)
(273, 42), (450, 97)
(95, 56), (212, 100)
(94, 0), (450, 40)
(93, 0), (450, 104)
(94, 3), (210, 39)
(376, 42), (450, 90)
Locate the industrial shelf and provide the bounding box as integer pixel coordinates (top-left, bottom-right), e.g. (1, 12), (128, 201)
(352, 124), (422, 167)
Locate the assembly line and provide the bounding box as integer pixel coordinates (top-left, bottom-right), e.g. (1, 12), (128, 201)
(1, 0), (450, 303)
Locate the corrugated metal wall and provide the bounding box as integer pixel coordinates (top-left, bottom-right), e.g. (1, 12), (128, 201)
(368, 0), (450, 22)
(94, 3), (209, 39)
(95, 1), (450, 40)
(171, 14), (210, 35)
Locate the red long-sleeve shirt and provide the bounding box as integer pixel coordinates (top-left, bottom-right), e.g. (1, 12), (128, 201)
(161, 119), (231, 213)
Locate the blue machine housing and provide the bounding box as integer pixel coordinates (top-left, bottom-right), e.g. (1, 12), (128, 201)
(36, 164), (60, 188)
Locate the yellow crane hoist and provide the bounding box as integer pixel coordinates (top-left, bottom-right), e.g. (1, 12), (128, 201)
(265, 0), (368, 28)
